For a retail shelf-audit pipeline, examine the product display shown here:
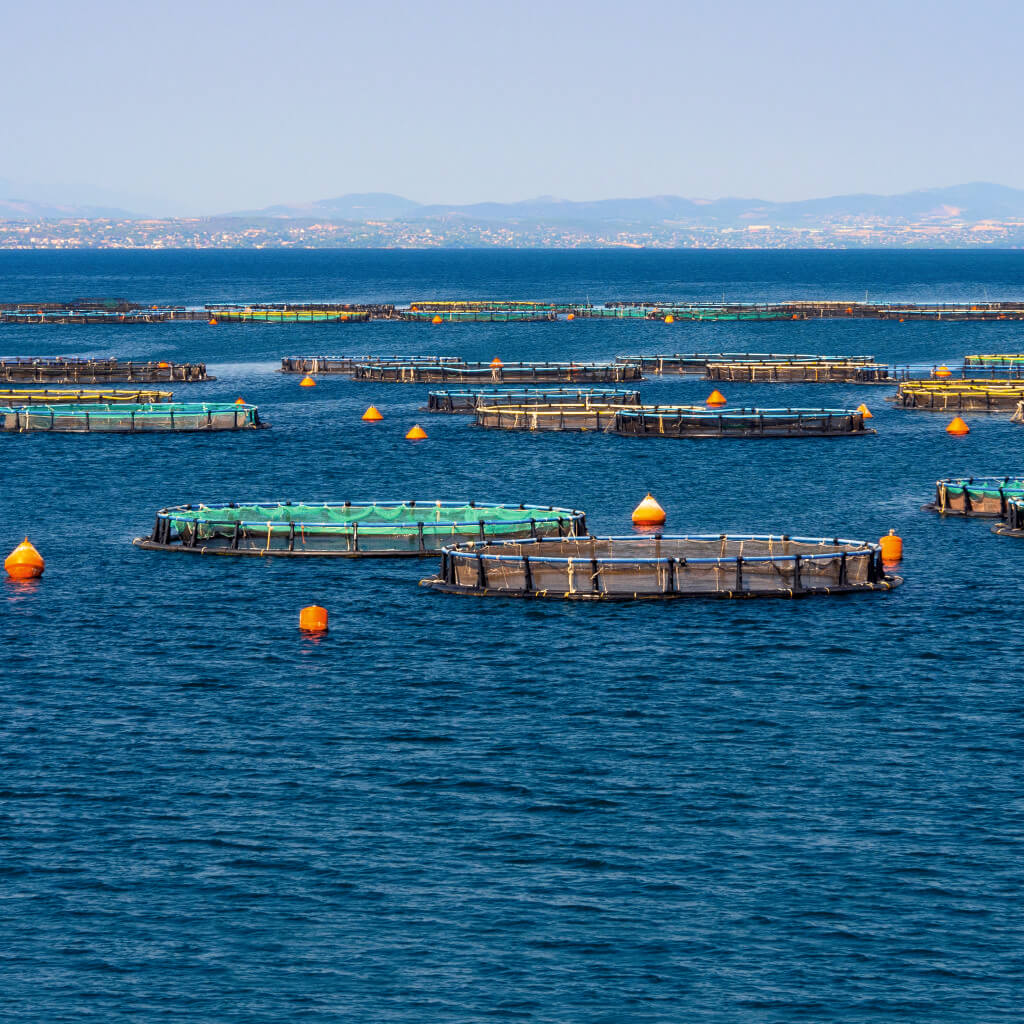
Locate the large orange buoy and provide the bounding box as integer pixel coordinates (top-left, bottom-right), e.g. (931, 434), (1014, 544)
(632, 493), (666, 526)
(299, 605), (328, 632)
(934, 365), (953, 379)
(299, 375), (317, 387)
(406, 424), (428, 440)
(664, 314), (675, 324)
(490, 357), (503, 367)
(208, 317), (218, 325)
(946, 416), (970, 435)
(362, 405), (383, 421)
(234, 397), (246, 405)
(856, 403), (873, 418)
(432, 315), (443, 324)
(879, 529), (903, 564)
(706, 389), (727, 406)
(5, 538), (44, 580)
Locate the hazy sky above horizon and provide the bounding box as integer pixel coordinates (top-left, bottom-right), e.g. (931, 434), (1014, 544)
(4, 0), (1023, 214)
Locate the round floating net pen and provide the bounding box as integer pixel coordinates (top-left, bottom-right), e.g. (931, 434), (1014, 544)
(925, 477), (1024, 517)
(704, 360), (891, 383)
(135, 500), (587, 557)
(613, 406), (873, 438)
(281, 355), (461, 374)
(614, 353), (874, 375)
(893, 380), (1024, 411)
(421, 534), (900, 600)
(353, 361), (643, 384)
(427, 387), (642, 413)
(474, 402), (654, 432)
(0, 358), (209, 384)
(992, 496), (1024, 537)
(0, 403), (264, 433)
(964, 355), (1024, 374)
(0, 388), (172, 405)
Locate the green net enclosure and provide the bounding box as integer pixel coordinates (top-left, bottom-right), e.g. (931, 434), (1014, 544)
(614, 407), (874, 438)
(926, 477), (1024, 516)
(135, 500), (588, 557)
(992, 496), (1024, 536)
(0, 358), (210, 383)
(0, 402), (264, 433)
(352, 361), (643, 384)
(427, 388), (642, 413)
(421, 534), (900, 600)
(893, 380), (1024, 410)
(210, 308), (371, 323)
(704, 360), (891, 383)
(281, 356), (462, 373)
(0, 388), (173, 405)
(614, 353), (874, 375)
(964, 355), (1024, 374)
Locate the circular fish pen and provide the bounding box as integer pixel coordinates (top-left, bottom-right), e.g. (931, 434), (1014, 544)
(135, 500), (587, 557)
(992, 497), (1024, 537)
(925, 477), (1024, 517)
(421, 534), (900, 600)
(704, 360), (891, 383)
(0, 358), (210, 384)
(353, 361), (643, 384)
(0, 402), (264, 433)
(427, 387), (642, 413)
(892, 380), (1024, 411)
(0, 388), (172, 405)
(281, 355), (461, 374)
(614, 353), (873, 375)
(613, 406), (874, 439)
(964, 355), (1024, 376)
(474, 402), (653, 432)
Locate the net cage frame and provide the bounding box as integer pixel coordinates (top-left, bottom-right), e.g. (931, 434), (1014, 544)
(210, 309), (371, 323)
(421, 533), (900, 601)
(963, 355), (1024, 373)
(925, 477), (1024, 517)
(992, 496), (1024, 536)
(0, 388), (173, 405)
(0, 358), (210, 384)
(614, 353), (876, 375)
(351, 361), (644, 384)
(0, 402), (264, 434)
(134, 500), (589, 558)
(892, 380), (1024, 411)
(613, 406), (874, 439)
(704, 361), (893, 383)
(474, 402), (660, 432)
(281, 356), (462, 374)
(427, 387), (643, 413)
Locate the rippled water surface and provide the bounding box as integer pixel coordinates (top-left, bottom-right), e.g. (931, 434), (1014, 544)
(2, 251), (1022, 1022)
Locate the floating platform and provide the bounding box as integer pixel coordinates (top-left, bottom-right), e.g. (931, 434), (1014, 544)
(705, 360), (894, 383)
(0, 358), (210, 384)
(281, 355), (461, 374)
(614, 352), (873, 375)
(400, 309), (558, 323)
(421, 534), (900, 600)
(134, 500), (587, 557)
(0, 402), (263, 433)
(893, 380), (1024, 411)
(427, 387), (642, 413)
(210, 308), (371, 323)
(0, 388), (172, 405)
(352, 361), (643, 384)
(613, 406), (874, 438)
(475, 402), (651, 432)
(925, 477), (1024, 517)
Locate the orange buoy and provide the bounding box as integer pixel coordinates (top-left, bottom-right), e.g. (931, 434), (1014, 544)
(234, 397), (246, 405)
(157, 361), (170, 369)
(946, 416), (970, 435)
(566, 312), (575, 321)
(664, 314), (675, 324)
(632, 493), (666, 526)
(299, 375), (317, 387)
(791, 313), (799, 319)
(362, 405), (383, 422)
(879, 529), (903, 564)
(431, 315), (443, 324)
(208, 317), (218, 325)
(899, 318), (905, 322)
(934, 365), (953, 379)
(406, 424), (428, 440)
(706, 389), (727, 406)
(5, 538), (44, 580)
(490, 357), (503, 368)
(856, 403), (873, 418)
(299, 605), (328, 632)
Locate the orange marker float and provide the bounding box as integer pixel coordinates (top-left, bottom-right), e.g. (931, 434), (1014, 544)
(5, 538), (44, 580)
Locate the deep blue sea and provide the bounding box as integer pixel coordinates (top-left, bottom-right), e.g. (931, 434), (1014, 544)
(2, 250), (1022, 1023)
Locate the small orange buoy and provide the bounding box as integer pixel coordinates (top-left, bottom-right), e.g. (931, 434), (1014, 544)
(208, 318), (218, 325)
(490, 357), (503, 368)
(791, 313), (799, 319)
(899, 318), (905, 322)
(431, 315), (443, 324)
(406, 424), (428, 440)
(934, 365), (953, 379)
(566, 312), (575, 321)
(879, 529), (903, 564)
(856, 403), (873, 418)
(362, 405), (383, 421)
(946, 416), (970, 435)
(5, 538), (44, 580)
(157, 361), (170, 369)
(299, 376), (317, 387)
(299, 605), (328, 632)
(664, 314), (675, 324)
(706, 389), (727, 406)
(234, 397), (246, 405)
(632, 493), (666, 526)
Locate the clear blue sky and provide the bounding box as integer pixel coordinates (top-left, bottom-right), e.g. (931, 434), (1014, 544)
(4, 0), (1023, 213)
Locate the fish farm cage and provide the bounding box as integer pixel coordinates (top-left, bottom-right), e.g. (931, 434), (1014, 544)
(613, 406), (874, 439)
(0, 402), (264, 434)
(427, 387), (642, 413)
(892, 380), (1024, 411)
(280, 355), (462, 374)
(992, 497), (1024, 537)
(399, 309), (559, 322)
(963, 355), (1024, 375)
(352, 361), (643, 384)
(421, 534), (899, 601)
(0, 358), (210, 384)
(135, 500), (587, 557)
(209, 308), (371, 323)
(925, 477), (1024, 517)
(0, 309), (187, 324)
(704, 360), (894, 383)
(0, 388), (172, 405)
(613, 353), (874, 375)
(474, 402), (652, 432)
